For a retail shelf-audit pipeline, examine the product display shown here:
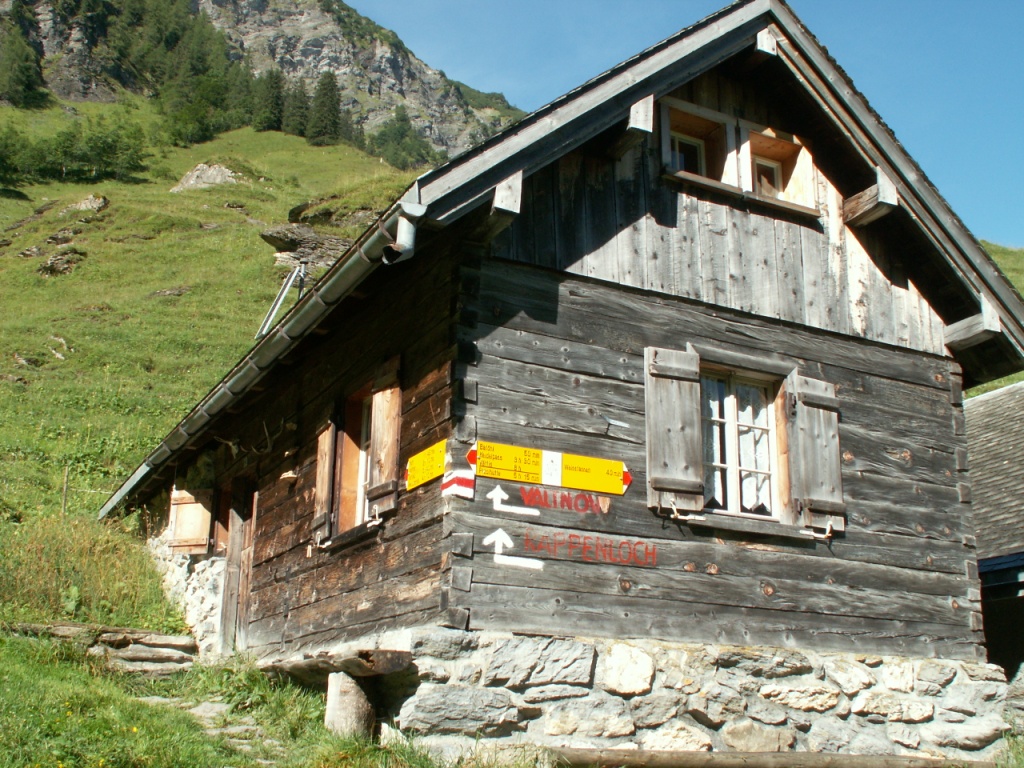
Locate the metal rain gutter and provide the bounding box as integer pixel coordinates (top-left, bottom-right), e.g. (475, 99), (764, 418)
(98, 200), (427, 519)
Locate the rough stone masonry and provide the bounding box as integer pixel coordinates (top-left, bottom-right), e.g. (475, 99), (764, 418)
(327, 628), (1009, 762)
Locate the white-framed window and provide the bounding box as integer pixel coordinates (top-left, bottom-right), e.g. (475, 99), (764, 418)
(701, 372), (779, 518)
(644, 344), (845, 534)
(670, 133), (706, 177)
(752, 157), (783, 199)
(660, 99), (734, 184)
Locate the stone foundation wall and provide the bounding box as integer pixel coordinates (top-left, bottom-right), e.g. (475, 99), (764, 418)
(328, 629), (1010, 762)
(147, 527), (226, 657)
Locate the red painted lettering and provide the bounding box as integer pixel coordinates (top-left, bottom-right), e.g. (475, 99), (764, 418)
(582, 535), (595, 562)
(553, 532), (566, 556)
(567, 534), (582, 558)
(561, 492), (573, 510)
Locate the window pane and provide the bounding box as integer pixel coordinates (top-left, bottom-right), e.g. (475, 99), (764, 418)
(701, 375), (727, 509)
(735, 382), (769, 427)
(701, 375), (726, 420)
(740, 469), (772, 516)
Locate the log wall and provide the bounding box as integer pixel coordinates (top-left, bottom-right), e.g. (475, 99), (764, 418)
(199, 244), (462, 657)
(449, 257), (981, 659)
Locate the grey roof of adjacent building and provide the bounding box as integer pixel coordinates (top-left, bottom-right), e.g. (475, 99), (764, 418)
(965, 381), (1024, 560)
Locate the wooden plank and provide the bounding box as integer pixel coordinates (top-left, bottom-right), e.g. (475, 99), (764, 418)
(463, 583), (980, 660)
(464, 543), (964, 627)
(614, 142), (647, 289)
(466, 324), (643, 384)
(774, 219), (805, 324)
(450, 510), (970, 599)
(700, 199), (730, 306)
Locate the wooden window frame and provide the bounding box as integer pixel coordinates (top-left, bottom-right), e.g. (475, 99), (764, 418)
(645, 344), (844, 539)
(660, 98), (737, 186)
(312, 357), (401, 548)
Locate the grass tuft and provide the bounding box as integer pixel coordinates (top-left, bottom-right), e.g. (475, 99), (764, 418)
(0, 512), (186, 631)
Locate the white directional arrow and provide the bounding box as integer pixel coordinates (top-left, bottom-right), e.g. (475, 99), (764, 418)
(486, 484), (539, 516)
(482, 528), (544, 570)
(482, 527), (514, 554)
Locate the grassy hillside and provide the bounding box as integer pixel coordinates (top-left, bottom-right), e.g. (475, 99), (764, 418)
(0, 101), (414, 528)
(972, 241), (1024, 395)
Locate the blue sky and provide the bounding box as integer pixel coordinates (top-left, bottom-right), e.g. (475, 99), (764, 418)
(348, 0), (1024, 248)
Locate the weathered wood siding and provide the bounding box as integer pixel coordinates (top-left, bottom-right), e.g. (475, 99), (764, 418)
(493, 69), (945, 355)
(449, 258), (980, 659)
(200, 246), (460, 657)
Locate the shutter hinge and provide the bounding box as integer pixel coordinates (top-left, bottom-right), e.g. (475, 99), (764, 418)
(800, 520), (835, 541)
(663, 500), (706, 522)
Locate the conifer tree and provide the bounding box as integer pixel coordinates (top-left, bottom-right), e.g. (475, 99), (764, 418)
(306, 71), (341, 146)
(252, 68), (284, 132)
(282, 79), (310, 137)
(0, 24), (43, 107)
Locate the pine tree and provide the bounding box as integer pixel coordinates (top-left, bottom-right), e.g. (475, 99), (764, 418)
(306, 71), (341, 146)
(282, 79), (310, 137)
(252, 68), (284, 132)
(0, 24), (43, 107)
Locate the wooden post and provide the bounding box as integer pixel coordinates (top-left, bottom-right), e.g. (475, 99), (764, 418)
(61, 465), (70, 516)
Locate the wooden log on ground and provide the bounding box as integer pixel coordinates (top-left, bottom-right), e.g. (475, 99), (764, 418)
(552, 748), (994, 768)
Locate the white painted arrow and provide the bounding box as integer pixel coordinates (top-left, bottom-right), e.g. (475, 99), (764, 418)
(486, 484), (539, 516)
(482, 528), (544, 570)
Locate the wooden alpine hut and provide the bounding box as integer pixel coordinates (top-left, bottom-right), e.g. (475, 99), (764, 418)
(101, 0), (1024, 759)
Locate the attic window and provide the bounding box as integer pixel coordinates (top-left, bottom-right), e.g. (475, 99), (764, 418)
(658, 99), (819, 217)
(661, 100), (734, 184)
(744, 126), (812, 207)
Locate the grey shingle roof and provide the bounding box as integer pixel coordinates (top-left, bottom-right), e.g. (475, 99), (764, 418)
(965, 381), (1024, 559)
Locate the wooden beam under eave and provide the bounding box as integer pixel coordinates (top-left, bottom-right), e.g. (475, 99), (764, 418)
(944, 295), (1002, 352)
(470, 170), (523, 244)
(843, 167), (899, 227)
(609, 95), (655, 159)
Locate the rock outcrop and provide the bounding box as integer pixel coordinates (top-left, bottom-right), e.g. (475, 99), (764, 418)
(195, 0), (510, 156)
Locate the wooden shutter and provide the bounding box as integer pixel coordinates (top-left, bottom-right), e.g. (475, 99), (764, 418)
(645, 345), (704, 511)
(311, 422), (336, 543)
(169, 488), (213, 554)
(366, 378), (401, 516)
(785, 371), (845, 531)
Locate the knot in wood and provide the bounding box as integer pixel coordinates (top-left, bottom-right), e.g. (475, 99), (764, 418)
(762, 582), (776, 596)
(705, 563), (719, 575)
(683, 562), (696, 572)
(618, 577), (632, 593)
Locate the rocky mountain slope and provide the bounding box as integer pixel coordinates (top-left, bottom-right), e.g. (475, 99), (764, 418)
(3, 0), (523, 157)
